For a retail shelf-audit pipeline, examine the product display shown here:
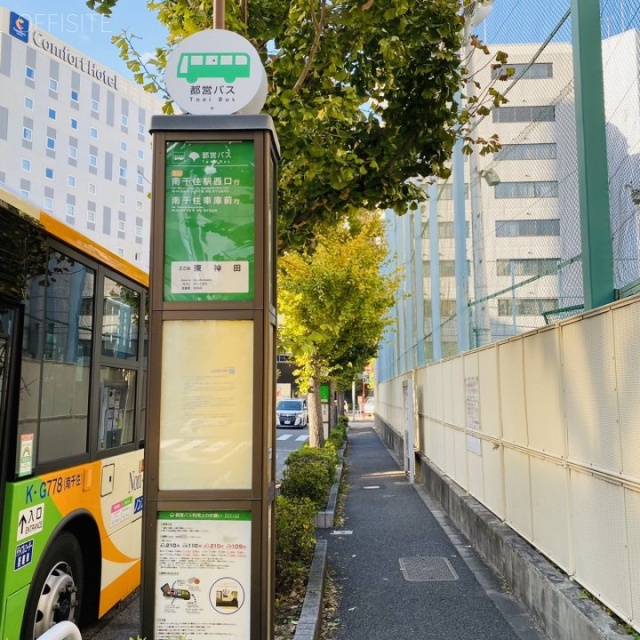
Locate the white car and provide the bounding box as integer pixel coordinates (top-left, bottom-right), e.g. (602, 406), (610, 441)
(276, 398), (308, 428)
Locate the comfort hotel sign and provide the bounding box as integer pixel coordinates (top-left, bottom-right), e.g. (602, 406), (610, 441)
(8, 10), (118, 89)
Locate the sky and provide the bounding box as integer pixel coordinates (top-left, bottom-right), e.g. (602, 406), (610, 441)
(9, 0), (170, 80)
(8, 0), (640, 79)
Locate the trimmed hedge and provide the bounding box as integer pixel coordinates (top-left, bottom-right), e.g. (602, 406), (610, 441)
(280, 445), (336, 509)
(274, 495), (317, 594)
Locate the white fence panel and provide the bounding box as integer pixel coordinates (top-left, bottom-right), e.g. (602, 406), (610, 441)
(530, 456), (572, 571)
(478, 346), (501, 439)
(451, 357), (466, 429)
(524, 328), (565, 457)
(625, 487), (640, 627)
(466, 437), (484, 502)
(481, 442), (504, 519)
(563, 312), (622, 472)
(444, 426), (457, 480)
(503, 447), (533, 542)
(442, 359), (455, 426)
(570, 469), (631, 618)
(613, 302), (640, 479)
(498, 340), (528, 446)
(454, 428), (469, 492)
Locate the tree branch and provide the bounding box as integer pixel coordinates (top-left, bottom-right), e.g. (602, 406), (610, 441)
(292, 0), (328, 96)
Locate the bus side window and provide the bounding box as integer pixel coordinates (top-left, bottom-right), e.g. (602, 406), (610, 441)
(37, 252), (95, 464)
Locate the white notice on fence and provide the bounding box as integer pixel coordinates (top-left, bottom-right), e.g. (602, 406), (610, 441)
(465, 376), (482, 456)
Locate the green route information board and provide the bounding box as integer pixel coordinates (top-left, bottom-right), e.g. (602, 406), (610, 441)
(164, 140), (255, 302)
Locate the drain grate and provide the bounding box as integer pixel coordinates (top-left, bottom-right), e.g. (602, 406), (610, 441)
(399, 556), (459, 582)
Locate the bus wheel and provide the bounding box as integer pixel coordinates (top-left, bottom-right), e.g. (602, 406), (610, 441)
(21, 532), (84, 640)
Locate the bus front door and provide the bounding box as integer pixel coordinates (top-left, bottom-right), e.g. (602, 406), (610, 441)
(0, 304), (23, 531)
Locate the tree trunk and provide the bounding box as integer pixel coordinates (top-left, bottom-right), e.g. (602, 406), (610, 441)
(308, 374), (325, 448)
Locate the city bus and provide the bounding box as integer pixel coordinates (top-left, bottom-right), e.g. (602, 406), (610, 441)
(0, 187), (148, 640)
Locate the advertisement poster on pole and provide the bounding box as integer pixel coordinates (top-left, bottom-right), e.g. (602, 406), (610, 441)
(155, 511), (251, 640)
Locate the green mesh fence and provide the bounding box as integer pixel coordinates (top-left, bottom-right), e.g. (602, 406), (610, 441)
(420, 0), (640, 358)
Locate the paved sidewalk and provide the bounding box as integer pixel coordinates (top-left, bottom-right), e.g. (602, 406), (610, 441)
(320, 423), (548, 640)
(84, 421), (549, 640)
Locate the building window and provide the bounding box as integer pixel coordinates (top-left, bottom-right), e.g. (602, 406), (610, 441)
(22, 127), (33, 141)
(424, 221), (470, 239)
(119, 194), (126, 205)
(494, 143), (557, 161)
(71, 89), (79, 102)
(66, 204), (75, 217)
(435, 183), (469, 201)
(498, 298), (558, 317)
(45, 168), (54, 179)
(119, 167), (127, 179)
(90, 127), (98, 139)
(48, 108), (57, 120)
(425, 299), (458, 317)
(135, 252), (142, 263)
(44, 197), (53, 211)
(46, 137), (56, 150)
(88, 183), (97, 194)
(87, 210), (96, 223)
(89, 154), (98, 167)
(137, 149), (144, 160)
(493, 105), (556, 123)
(68, 176), (76, 188)
(121, 115), (129, 128)
(91, 99), (99, 112)
(49, 78), (58, 92)
(136, 200), (143, 211)
(117, 248), (125, 258)
(70, 118), (78, 129)
(117, 220), (126, 232)
(495, 219), (560, 237)
(491, 62), (553, 81)
(136, 173), (144, 187)
(138, 123), (145, 136)
(24, 97), (34, 110)
(121, 141), (127, 152)
(424, 260), (470, 277)
(20, 189), (29, 199)
(25, 66), (35, 80)
(69, 146), (78, 159)
(136, 224), (143, 238)
(496, 258), (560, 277)
(21, 158), (31, 172)
(495, 181), (558, 199)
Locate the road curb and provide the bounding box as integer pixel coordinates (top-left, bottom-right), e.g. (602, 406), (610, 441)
(294, 441), (346, 639)
(292, 539), (328, 640)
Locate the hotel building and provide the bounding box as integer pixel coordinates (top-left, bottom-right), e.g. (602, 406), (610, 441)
(0, 6), (165, 270)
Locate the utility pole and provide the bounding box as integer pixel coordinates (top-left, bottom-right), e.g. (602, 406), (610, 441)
(214, 0), (225, 28)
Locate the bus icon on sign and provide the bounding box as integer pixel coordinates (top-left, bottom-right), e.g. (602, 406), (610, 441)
(177, 52), (251, 84)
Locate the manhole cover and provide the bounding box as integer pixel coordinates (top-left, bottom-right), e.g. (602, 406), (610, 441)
(399, 557), (459, 582)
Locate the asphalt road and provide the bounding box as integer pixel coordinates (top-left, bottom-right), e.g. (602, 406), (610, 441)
(275, 424), (310, 481)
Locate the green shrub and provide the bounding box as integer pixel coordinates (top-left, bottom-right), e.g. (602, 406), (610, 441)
(275, 495), (316, 594)
(280, 457), (333, 509)
(328, 421), (347, 450)
(285, 445), (336, 485)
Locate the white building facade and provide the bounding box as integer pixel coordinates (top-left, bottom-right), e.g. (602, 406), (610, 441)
(0, 6), (164, 270)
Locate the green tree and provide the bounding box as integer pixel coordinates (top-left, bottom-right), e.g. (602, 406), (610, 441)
(278, 212), (399, 446)
(86, 0), (504, 252)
